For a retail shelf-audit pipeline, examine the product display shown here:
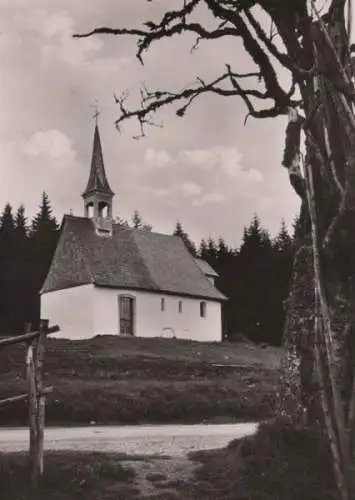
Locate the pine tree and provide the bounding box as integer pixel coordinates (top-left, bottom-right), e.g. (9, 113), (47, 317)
(270, 220), (295, 345)
(0, 203), (15, 236)
(206, 237), (218, 259)
(240, 214), (271, 254)
(237, 215), (274, 344)
(274, 219), (292, 252)
(131, 210), (143, 229)
(173, 221), (196, 256)
(14, 205), (28, 238)
(31, 192), (59, 235)
(0, 203), (16, 332)
(12, 205), (31, 332)
(217, 237), (228, 257)
(30, 193), (60, 326)
(130, 210), (152, 231)
(198, 239), (208, 260)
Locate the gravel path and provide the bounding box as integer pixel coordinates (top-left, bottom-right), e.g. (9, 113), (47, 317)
(0, 422), (258, 456)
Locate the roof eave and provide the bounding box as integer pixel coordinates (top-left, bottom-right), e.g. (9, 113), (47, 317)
(93, 283), (227, 302)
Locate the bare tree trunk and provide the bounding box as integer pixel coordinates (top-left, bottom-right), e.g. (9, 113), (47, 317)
(279, 8), (355, 498)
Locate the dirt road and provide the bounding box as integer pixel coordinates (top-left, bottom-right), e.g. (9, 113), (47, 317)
(0, 422), (258, 456)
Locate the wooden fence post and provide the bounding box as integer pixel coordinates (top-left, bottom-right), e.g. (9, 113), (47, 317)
(26, 323), (39, 486)
(0, 320), (58, 488)
(36, 319), (48, 478)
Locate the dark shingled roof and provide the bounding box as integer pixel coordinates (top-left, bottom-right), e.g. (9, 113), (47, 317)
(194, 258), (219, 278)
(41, 215), (226, 301)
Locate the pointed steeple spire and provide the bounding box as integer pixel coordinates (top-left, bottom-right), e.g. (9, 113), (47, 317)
(82, 123), (114, 197)
(82, 116), (115, 233)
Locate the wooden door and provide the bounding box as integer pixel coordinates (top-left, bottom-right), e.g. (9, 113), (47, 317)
(119, 296), (134, 335)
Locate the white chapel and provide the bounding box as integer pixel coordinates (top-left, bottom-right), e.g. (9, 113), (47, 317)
(40, 121), (226, 342)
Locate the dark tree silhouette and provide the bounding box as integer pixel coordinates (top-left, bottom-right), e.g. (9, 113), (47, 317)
(0, 204), (16, 331)
(30, 192), (59, 327)
(173, 221), (197, 256)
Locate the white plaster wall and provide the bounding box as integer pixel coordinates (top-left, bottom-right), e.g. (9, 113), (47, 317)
(94, 287), (222, 342)
(41, 284), (94, 340)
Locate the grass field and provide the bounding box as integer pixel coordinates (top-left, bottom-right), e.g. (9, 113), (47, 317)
(0, 335), (282, 425)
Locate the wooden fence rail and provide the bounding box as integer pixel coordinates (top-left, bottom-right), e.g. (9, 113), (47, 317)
(0, 319), (59, 486)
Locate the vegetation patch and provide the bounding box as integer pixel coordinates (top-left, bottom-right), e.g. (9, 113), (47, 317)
(0, 451), (138, 500)
(174, 418), (338, 499)
(0, 336), (281, 426)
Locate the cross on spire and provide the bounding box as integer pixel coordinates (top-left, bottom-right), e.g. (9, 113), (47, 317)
(90, 100), (100, 126)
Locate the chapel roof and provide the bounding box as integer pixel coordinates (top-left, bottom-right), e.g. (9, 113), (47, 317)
(194, 257), (219, 278)
(41, 215), (226, 302)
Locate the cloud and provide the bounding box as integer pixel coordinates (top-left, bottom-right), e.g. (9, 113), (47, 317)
(23, 10), (103, 67)
(144, 148), (174, 168)
(23, 129), (76, 164)
(178, 182), (202, 196)
(139, 186), (171, 198)
(132, 144), (264, 213)
(143, 146), (263, 182)
(193, 192), (226, 206)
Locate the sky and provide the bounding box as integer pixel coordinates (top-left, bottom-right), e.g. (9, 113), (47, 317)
(0, 0), (303, 247)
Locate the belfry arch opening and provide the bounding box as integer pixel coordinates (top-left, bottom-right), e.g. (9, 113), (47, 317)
(98, 201), (109, 218)
(85, 202), (94, 218)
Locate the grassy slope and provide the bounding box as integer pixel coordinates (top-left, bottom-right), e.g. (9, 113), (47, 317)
(0, 336), (281, 425)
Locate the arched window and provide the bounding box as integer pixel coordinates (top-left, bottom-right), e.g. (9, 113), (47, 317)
(86, 202), (94, 218)
(98, 201), (108, 218)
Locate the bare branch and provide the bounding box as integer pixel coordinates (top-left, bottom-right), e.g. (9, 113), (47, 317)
(112, 64), (299, 135)
(203, 0), (294, 108)
(243, 8), (295, 72)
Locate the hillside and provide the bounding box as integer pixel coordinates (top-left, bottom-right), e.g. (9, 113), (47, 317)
(0, 336), (282, 425)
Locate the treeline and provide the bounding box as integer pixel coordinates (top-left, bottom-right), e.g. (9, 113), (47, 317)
(173, 216), (295, 346)
(0, 198), (294, 345)
(0, 192), (59, 333)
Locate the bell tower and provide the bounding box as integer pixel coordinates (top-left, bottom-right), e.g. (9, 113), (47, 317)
(82, 110), (114, 236)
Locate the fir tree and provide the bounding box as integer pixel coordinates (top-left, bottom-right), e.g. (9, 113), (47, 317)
(173, 221), (196, 256)
(14, 205), (28, 239)
(274, 219), (292, 252)
(237, 215), (275, 343)
(12, 205), (31, 332)
(131, 210), (152, 231)
(132, 210), (143, 229)
(0, 203), (15, 236)
(198, 239), (208, 260)
(206, 237), (218, 259)
(30, 193), (60, 325)
(217, 237), (228, 257)
(31, 192), (58, 235)
(0, 203), (16, 331)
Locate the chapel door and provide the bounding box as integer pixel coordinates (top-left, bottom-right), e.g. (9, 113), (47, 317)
(119, 296), (135, 335)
